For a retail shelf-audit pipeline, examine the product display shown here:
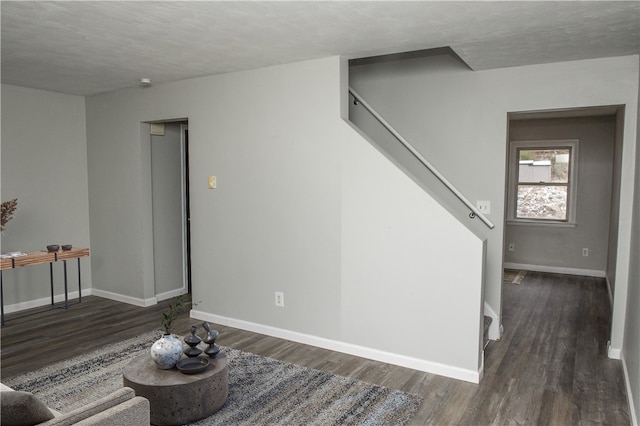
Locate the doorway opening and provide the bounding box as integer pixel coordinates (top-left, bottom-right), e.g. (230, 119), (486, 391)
(502, 106), (625, 344)
(504, 106), (623, 288)
(148, 120), (192, 300)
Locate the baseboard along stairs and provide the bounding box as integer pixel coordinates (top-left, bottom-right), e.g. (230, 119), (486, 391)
(483, 316), (492, 349)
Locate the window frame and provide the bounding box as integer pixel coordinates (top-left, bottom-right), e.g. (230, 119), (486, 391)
(507, 139), (579, 226)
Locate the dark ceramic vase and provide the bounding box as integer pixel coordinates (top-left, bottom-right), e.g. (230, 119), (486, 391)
(184, 325), (202, 357)
(202, 322), (221, 358)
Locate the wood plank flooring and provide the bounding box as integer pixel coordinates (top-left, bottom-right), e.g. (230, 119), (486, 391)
(0, 272), (630, 425)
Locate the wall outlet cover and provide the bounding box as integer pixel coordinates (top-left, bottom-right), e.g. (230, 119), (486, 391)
(275, 291), (284, 307)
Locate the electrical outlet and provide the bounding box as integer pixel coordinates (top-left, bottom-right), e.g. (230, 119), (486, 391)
(582, 248), (589, 257)
(275, 291), (284, 307)
(508, 243), (515, 252)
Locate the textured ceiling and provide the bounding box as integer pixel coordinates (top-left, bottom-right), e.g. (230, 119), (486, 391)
(1, 1), (639, 96)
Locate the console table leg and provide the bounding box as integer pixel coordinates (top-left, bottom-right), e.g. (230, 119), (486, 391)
(49, 262), (54, 306)
(77, 258), (82, 303)
(63, 260), (68, 309)
(1, 271), (4, 326)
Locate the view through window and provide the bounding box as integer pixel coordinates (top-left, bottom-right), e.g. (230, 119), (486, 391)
(516, 147), (571, 221)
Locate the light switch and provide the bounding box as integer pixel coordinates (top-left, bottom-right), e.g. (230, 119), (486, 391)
(476, 200), (491, 214)
(208, 176), (216, 189)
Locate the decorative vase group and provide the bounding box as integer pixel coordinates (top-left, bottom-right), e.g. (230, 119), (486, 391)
(150, 322), (221, 369)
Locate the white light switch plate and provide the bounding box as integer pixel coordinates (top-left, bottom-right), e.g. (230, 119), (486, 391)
(476, 200), (491, 214)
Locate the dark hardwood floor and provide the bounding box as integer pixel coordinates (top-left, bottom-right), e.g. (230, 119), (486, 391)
(0, 272), (630, 425)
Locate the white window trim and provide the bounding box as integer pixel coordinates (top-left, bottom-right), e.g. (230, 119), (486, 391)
(507, 139), (579, 226)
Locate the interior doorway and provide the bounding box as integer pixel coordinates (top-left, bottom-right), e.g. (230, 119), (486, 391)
(182, 124), (192, 294)
(149, 120), (192, 300)
(503, 105), (626, 350)
(504, 107), (623, 286)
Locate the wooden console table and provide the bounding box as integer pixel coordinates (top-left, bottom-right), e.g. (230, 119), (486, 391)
(0, 247), (89, 326)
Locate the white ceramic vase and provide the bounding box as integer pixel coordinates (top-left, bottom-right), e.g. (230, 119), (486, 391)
(150, 334), (183, 369)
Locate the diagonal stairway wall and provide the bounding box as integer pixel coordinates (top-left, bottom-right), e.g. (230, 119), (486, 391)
(340, 103), (486, 381)
(348, 89), (489, 238)
(348, 50), (496, 338)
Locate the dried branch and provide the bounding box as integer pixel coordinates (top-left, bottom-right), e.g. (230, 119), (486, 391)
(1, 199), (18, 231)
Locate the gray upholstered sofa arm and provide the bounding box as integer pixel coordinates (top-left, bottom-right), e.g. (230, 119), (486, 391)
(40, 387), (149, 426)
(1, 384), (149, 426)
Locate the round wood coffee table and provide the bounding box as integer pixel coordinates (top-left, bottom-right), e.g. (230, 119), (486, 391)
(123, 352), (228, 426)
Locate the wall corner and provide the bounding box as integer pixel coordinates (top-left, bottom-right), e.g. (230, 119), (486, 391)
(339, 56), (349, 121)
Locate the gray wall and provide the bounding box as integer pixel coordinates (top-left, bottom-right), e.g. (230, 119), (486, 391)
(150, 122), (185, 298)
(607, 112), (625, 298)
(0, 84), (91, 308)
(622, 58), (640, 425)
(506, 116), (616, 274)
(84, 57), (486, 380)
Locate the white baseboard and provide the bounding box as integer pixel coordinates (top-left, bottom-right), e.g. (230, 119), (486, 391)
(4, 287), (183, 314)
(2, 289), (92, 314)
(621, 353), (639, 426)
(483, 302), (502, 341)
(91, 288), (157, 307)
(608, 340), (622, 359)
(191, 309), (481, 384)
(504, 263), (605, 278)
(605, 274), (614, 308)
(155, 288), (188, 302)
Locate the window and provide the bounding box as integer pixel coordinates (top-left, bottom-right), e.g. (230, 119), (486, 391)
(508, 140), (578, 224)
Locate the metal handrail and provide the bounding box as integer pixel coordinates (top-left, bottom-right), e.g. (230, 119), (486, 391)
(349, 86), (495, 230)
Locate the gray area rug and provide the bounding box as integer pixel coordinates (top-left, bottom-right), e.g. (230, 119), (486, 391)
(4, 331), (422, 425)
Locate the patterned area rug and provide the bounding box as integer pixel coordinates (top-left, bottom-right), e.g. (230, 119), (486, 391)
(504, 269), (527, 284)
(4, 331), (422, 425)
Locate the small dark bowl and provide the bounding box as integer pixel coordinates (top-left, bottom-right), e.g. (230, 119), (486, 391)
(46, 245), (60, 252)
(176, 357), (209, 374)
(61, 244), (72, 251)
